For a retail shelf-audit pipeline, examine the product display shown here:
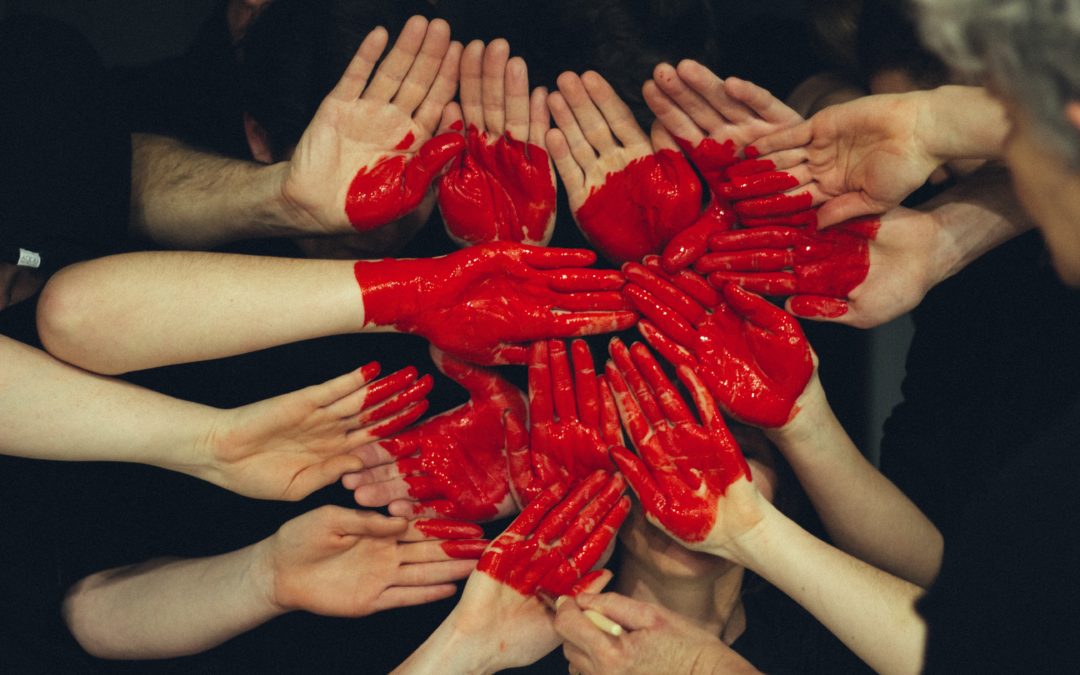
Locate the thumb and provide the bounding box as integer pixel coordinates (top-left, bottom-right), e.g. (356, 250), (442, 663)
(288, 454), (365, 499)
(787, 295), (850, 322)
(816, 192), (885, 229)
(404, 132), (467, 194)
(576, 591), (661, 631)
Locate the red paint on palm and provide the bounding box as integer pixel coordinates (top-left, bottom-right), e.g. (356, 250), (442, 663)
(605, 339), (751, 542)
(622, 263), (812, 428)
(698, 218), (879, 298)
(477, 471), (630, 597)
(573, 149), (703, 264)
(379, 349), (526, 521)
(661, 198), (738, 273)
(511, 340), (623, 507)
(437, 125), (556, 246)
(789, 295), (848, 318)
(344, 132), (465, 231)
(353, 243), (637, 366)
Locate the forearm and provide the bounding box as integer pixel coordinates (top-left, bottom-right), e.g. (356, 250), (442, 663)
(130, 133), (296, 248)
(393, 613), (494, 675)
(924, 165), (1035, 283)
(63, 544), (280, 659)
(768, 380), (943, 587)
(722, 505), (927, 675)
(916, 86), (1008, 162)
(0, 334), (216, 472)
(37, 251), (363, 374)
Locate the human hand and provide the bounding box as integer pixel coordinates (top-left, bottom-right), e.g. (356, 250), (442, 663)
(644, 64), (806, 271)
(604, 338), (759, 549)
(354, 243), (637, 365)
(623, 258), (813, 428)
(509, 340), (623, 507)
(255, 506), (487, 618)
(436, 40), (556, 246)
(555, 592), (763, 675)
(204, 363), (432, 500)
(547, 70), (702, 264)
(280, 17), (465, 234)
(394, 473), (629, 674)
(748, 92), (943, 229)
(700, 206), (945, 327)
(344, 346), (525, 521)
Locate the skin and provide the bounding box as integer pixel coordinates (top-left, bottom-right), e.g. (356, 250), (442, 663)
(547, 70), (703, 264)
(345, 346), (525, 521)
(0, 334), (430, 500)
(64, 507), (484, 659)
(436, 40), (556, 246)
(394, 475), (629, 674)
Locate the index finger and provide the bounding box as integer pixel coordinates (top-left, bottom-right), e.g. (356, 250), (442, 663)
(361, 15), (430, 103)
(328, 27), (390, 101)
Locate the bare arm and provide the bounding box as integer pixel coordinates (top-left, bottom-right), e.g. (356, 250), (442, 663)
(64, 507), (483, 659)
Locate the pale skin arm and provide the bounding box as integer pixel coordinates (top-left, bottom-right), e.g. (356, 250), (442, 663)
(721, 497), (928, 675)
(0, 333), (435, 499)
(37, 251), (363, 375)
(64, 507), (481, 659)
(766, 372), (943, 588)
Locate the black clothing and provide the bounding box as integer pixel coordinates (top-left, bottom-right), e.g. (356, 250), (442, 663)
(880, 232), (1080, 541)
(0, 15), (131, 276)
(919, 399), (1080, 673)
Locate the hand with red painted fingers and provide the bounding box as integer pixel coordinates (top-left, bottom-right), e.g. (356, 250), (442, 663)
(509, 340), (625, 507)
(204, 362), (432, 500)
(604, 338), (765, 551)
(644, 63), (808, 271)
(254, 506), (488, 618)
(393, 472), (631, 674)
(546, 70), (703, 264)
(278, 16), (466, 234)
(622, 257), (814, 428)
(746, 87), (1008, 229)
(436, 39), (556, 246)
(554, 592), (763, 675)
(353, 243), (638, 366)
(343, 346), (525, 522)
(699, 206), (946, 328)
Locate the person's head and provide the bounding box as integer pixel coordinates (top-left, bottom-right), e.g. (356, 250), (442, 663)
(917, 0), (1080, 285)
(240, 0), (434, 258)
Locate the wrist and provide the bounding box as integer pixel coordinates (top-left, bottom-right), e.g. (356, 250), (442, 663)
(920, 86), (1008, 161)
(353, 257), (428, 330)
(247, 536), (292, 617)
(394, 611), (495, 675)
(766, 371), (830, 449)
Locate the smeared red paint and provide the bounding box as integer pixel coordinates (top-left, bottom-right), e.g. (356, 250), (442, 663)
(661, 199), (737, 273)
(358, 361), (381, 384)
(699, 218), (879, 298)
(394, 131), (416, 151)
(477, 471), (629, 597)
(438, 125), (556, 245)
(378, 351), (526, 521)
(353, 243), (636, 365)
(623, 263), (813, 428)
(414, 518), (488, 559)
(510, 340), (622, 506)
(606, 340), (751, 542)
(360, 366), (418, 409)
(674, 137), (738, 192)
(573, 149), (703, 264)
(440, 540), (490, 559)
(735, 191), (813, 218)
(344, 132), (465, 231)
(718, 171), (799, 200)
(414, 519), (485, 540)
(360, 375), (432, 422)
(789, 296), (848, 318)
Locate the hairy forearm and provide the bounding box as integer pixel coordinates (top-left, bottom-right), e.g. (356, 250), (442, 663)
(916, 86), (1008, 162)
(768, 382), (943, 587)
(64, 544), (279, 659)
(723, 506), (927, 675)
(925, 165), (1035, 283)
(129, 133), (295, 248)
(0, 334), (217, 472)
(37, 251), (363, 374)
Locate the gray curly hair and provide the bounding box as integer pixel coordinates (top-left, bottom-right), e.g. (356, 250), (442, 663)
(916, 0), (1080, 168)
